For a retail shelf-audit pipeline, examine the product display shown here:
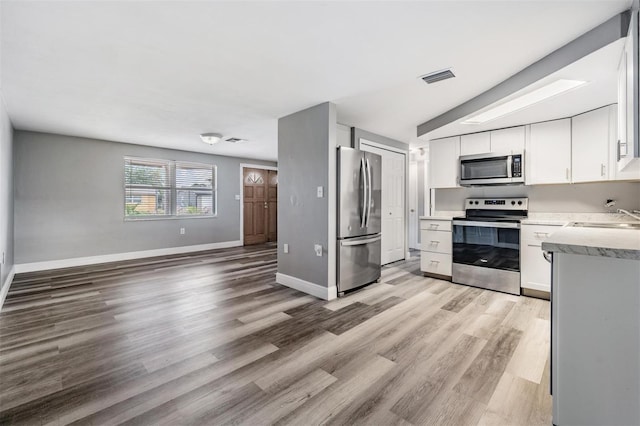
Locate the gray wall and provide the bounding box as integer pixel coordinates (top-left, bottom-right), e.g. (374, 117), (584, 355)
(278, 102), (335, 287)
(434, 182), (640, 212)
(353, 127), (408, 152)
(13, 131), (275, 264)
(0, 91), (14, 288)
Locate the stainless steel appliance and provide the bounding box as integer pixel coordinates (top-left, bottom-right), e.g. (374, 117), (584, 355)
(452, 198), (528, 295)
(459, 152), (524, 186)
(337, 146), (382, 294)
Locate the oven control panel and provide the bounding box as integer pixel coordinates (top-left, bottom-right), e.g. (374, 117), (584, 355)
(465, 198), (528, 210)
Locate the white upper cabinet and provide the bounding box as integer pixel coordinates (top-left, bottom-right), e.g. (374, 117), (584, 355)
(460, 132), (491, 156)
(429, 136), (460, 189)
(490, 126), (525, 154)
(617, 9), (640, 175)
(571, 106), (612, 182)
(527, 118), (572, 185)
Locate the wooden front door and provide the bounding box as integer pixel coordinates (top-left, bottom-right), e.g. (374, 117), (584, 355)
(243, 168), (277, 245)
(267, 170), (277, 242)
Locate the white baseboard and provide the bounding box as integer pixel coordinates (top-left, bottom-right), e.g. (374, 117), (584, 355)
(14, 240), (243, 274)
(276, 272), (337, 301)
(0, 266), (15, 312)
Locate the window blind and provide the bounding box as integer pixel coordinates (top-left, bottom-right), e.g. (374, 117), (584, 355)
(175, 162), (216, 216)
(124, 157), (216, 219)
(124, 157), (171, 217)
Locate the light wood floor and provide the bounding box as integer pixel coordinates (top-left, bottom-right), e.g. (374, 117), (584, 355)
(0, 244), (551, 425)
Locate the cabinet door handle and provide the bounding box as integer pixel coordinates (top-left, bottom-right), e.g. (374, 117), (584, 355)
(430, 260), (440, 264)
(601, 164), (606, 177)
(565, 168), (570, 181)
(430, 240), (439, 244)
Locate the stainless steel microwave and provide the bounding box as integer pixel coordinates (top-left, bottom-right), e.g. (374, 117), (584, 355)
(459, 152), (524, 186)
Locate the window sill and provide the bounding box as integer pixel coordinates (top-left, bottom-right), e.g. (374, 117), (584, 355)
(124, 215), (218, 222)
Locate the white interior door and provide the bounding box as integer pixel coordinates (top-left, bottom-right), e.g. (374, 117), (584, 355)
(361, 142), (406, 265)
(408, 161), (418, 250)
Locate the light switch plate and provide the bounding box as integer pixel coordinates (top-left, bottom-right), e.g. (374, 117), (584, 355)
(317, 186), (324, 198)
(283, 243), (289, 253)
(314, 244), (322, 256)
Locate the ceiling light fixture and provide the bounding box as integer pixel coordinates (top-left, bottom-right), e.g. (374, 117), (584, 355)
(200, 133), (223, 145)
(461, 79), (588, 124)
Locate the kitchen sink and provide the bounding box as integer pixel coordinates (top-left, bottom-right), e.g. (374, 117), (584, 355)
(569, 222), (640, 230)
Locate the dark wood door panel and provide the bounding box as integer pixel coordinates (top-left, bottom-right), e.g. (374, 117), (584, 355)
(244, 168), (268, 245)
(267, 170), (278, 243)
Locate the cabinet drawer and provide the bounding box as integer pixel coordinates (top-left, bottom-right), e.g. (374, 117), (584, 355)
(420, 219), (452, 232)
(420, 230), (452, 254)
(420, 252), (452, 276)
(521, 224), (562, 243)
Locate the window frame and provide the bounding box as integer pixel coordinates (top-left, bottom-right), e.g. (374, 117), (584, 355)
(175, 160), (217, 218)
(124, 156), (217, 221)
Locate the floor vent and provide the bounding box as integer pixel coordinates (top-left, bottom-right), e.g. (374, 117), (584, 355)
(421, 69), (455, 84)
(225, 137), (244, 143)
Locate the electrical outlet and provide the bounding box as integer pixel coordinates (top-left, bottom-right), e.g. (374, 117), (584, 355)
(283, 243), (289, 253)
(317, 186), (324, 198)
(180, 227), (186, 235)
(235, 194), (240, 200)
(314, 244), (323, 257)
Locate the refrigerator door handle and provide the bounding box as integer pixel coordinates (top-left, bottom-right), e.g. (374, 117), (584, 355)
(340, 235), (382, 246)
(365, 157), (372, 228)
(360, 157), (367, 228)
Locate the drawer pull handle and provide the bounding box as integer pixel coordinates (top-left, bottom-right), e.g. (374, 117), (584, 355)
(534, 232), (549, 237)
(429, 224), (439, 228)
(429, 260), (440, 264)
(430, 240), (439, 244)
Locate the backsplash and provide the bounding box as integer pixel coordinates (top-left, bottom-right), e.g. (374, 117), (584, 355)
(434, 182), (640, 213)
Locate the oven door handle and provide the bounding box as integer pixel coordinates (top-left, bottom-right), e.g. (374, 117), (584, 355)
(452, 220), (520, 229)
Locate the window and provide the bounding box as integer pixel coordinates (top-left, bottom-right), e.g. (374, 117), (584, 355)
(124, 157), (216, 219)
(176, 162), (215, 216)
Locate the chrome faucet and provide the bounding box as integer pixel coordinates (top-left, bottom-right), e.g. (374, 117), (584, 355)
(617, 209), (640, 221)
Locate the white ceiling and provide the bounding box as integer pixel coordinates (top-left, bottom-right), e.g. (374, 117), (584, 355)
(425, 37), (626, 141)
(0, 0), (632, 161)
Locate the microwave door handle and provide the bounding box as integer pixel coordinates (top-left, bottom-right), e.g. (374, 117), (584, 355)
(360, 157), (367, 228)
(507, 156), (513, 178)
(366, 157), (372, 227)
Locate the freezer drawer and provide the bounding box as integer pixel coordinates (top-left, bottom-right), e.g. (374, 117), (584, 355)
(337, 234), (381, 293)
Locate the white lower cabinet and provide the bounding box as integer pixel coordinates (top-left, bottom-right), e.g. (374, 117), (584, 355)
(420, 218), (452, 278)
(520, 224), (563, 292)
(420, 252), (452, 276)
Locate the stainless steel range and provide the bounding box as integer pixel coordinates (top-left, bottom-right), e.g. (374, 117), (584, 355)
(452, 198), (528, 295)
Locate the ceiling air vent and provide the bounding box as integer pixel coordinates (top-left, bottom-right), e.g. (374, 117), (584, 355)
(420, 69), (455, 84)
(225, 137), (245, 143)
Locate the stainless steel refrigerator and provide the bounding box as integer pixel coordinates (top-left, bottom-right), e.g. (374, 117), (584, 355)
(337, 146), (382, 294)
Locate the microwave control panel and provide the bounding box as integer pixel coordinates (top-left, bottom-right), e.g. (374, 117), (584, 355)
(512, 155), (522, 177)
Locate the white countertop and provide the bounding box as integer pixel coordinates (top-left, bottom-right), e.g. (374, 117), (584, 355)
(419, 216), (453, 221)
(542, 225), (640, 260)
(520, 219), (568, 226)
